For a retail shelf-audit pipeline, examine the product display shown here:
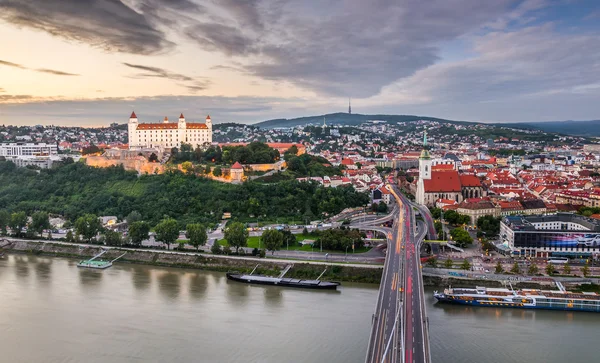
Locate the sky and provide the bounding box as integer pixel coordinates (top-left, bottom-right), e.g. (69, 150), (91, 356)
(0, 0), (599, 126)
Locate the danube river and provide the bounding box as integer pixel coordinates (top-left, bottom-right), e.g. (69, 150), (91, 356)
(1, 255), (599, 363)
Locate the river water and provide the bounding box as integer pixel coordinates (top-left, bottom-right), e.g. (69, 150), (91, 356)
(1, 255), (599, 363)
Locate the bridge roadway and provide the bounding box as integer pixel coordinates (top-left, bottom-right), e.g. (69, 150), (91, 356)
(365, 185), (431, 363)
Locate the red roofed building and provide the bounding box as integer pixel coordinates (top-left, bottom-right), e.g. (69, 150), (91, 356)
(415, 133), (485, 206)
(128, 112), (212, 150)
(230, 161), (244, 182)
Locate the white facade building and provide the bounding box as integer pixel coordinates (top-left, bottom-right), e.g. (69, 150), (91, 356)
(0, 142), (58, 157)
(128, 112), (212, 150)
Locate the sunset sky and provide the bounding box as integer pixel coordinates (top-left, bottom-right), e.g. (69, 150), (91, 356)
(1, 0), (599, 126)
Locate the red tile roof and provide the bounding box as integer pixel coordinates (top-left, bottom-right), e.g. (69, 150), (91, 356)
(130, 111), (137, 118)
(186, 123), (208, 129)
(459, 174), (482, 187)
(341, 158), (355, 166)
(424, 171), (462, 192)
(231, 162), (243, 169)
(432, 164), (454, 171)
(136, 123), (178, 130)
(180, 113), (185, 119)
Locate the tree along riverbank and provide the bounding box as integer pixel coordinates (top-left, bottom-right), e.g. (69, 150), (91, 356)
(3, 240), (383, 284)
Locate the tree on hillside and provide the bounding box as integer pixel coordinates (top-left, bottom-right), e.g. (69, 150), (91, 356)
(0, 210), (9, 235)
(126, 211), (142, 224)
(262, 229), (284, 255)
(213, 166), (222, 177)
(450, 228), (473, 248)
(495, 261), (504, 274)
(75, 214), (102, 242)
(284, 145), (299, 157)
(155, 218), (179, 250)
(224, 222), (248, 253)
(8, 211), (27, 237)
(103, 230), (123, 246)
(204, 165), (211, 174)
(186, 223), (207, 251)
(181, 161), (194, 174)
(430, 207), (441, 219)
(129, 221), (150, 246)
(30, 211), (51, 237)
(149, 152), (158, 162)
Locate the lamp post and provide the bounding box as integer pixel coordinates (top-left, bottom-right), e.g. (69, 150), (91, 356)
(345, 245), (349, 261)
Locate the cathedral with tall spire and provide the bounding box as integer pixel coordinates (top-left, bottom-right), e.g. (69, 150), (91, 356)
(415, 128), (486, 206)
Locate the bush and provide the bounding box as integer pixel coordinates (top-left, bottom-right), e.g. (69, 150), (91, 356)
(259, 249), (266, 258)
(251, 247), (259, 256)
(223, 245), (232, 255)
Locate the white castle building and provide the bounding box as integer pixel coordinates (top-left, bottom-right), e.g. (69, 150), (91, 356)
(127, 111), (212, 150)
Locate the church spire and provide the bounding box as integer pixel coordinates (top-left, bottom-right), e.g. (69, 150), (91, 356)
(420, 129), (431, 159)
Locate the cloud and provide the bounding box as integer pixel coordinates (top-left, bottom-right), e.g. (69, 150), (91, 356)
(368, 23), (600, 122)
(0, 94), (35, 103)
(0, 95), (313, 126)
(0, 59), (26, 69)
(36, 69), (79, 76)
(123, 62), (194, 82)
(179, 0), (517, 97)
(0, 0), (173, 55)
(1, 58), (80, 76)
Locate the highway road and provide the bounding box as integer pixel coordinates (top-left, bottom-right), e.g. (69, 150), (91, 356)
(365, 186), (431, 363)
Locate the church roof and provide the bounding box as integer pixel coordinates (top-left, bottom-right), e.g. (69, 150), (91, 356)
(420, 149), (431, 159)
(180, 113), (185, 119)
(424, 171), (462, 192)
(459, 174), (482, 187)
(130, 111), (137, 118)
(231, 162), (243, 169)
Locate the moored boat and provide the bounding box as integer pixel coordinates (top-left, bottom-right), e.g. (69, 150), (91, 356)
(434, 286), (600, 312)
(226, 264), (341, 290)
(226, 272), (340, 290)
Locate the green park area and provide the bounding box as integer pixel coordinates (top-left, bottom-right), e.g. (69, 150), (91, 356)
(215, 234), (371, 254)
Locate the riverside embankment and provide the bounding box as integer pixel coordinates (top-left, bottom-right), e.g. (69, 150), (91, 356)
(1, 239), (384, 284)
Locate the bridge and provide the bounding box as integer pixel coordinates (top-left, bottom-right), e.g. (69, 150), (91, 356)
(364, 185), (433, 363)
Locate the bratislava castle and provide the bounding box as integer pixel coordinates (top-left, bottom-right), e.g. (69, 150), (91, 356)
(127, 112), (213, 150)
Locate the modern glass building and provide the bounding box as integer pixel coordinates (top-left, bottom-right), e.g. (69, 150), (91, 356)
(500, 213), (600, 258)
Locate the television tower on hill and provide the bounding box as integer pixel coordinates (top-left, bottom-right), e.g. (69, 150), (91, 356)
(348, 98), (352, 114)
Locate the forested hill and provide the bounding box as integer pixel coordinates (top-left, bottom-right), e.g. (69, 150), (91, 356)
(495, 120), (600, 137)
(0, 161), (369, 227)
(254, 112), (467, 129)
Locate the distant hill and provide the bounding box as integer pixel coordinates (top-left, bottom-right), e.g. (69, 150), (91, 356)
(496, 120), (600, 136)
(253, 112), (470, 128)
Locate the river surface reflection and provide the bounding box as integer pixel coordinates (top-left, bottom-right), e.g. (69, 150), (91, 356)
(1, 255), (599, 362)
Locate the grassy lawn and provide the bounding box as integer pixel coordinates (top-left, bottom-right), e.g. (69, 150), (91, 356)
(217, 234), (371, 253)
